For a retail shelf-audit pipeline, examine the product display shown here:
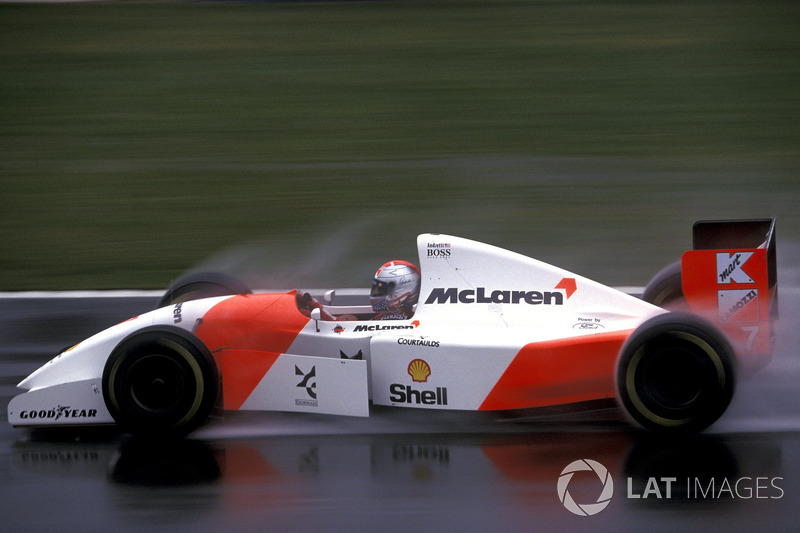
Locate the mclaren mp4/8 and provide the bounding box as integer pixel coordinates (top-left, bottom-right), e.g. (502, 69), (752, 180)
(8, 219), (777, 436)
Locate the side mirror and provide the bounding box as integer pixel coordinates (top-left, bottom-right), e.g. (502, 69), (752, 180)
(310, 308), (321, 332)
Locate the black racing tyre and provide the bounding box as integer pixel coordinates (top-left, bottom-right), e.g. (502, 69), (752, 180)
(616, 313), (736, 433)
(103, 327), (219, 437)
(641, 261), (686, 310)
(158, 272), (251, 308)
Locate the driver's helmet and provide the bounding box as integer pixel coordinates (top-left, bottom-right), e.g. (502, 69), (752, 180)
(370, 260), (421, 313)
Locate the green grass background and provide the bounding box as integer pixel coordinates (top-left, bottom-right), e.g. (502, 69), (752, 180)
(1, 1), (798, 290)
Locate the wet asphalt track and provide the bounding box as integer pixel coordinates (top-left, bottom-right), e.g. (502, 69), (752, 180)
(2, 293), (799, 533)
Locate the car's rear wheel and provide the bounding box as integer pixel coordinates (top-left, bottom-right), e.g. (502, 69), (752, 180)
(103, 327), (219, 437)
(158, 272), (251, 308)
(616, 313), (735, 433)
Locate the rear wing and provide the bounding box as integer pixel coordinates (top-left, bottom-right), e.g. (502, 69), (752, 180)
(681, 218), (777, 372)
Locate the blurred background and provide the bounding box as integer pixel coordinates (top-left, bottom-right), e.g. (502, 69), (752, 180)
(1, 0), (798, 291)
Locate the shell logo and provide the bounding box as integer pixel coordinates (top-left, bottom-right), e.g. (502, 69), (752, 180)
(407, 359), (431, 383)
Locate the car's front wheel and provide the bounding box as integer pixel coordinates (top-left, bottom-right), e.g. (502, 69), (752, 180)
(103, 327), (219, 437)
(642, 261), (686, 310)
(616, 313), (735, 433)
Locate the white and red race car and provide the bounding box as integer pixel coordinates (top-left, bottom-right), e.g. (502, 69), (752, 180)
(8, 219), (777, 436)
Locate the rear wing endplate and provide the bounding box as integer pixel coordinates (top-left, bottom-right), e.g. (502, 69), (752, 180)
(681, 218), (777, 372)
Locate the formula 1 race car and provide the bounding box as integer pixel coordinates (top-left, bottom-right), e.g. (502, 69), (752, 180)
(8, 219), (777, 436)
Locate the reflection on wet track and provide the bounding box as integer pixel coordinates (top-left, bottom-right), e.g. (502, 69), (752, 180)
(2, 295), (799, 532)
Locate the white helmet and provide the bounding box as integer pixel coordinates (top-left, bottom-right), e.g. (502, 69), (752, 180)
(370, 260), (421, 313)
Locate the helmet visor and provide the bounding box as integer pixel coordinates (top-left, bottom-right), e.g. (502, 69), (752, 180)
(371, 280), (395, 297)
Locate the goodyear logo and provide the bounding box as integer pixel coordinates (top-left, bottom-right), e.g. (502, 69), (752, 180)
(19, 406), (98, 420)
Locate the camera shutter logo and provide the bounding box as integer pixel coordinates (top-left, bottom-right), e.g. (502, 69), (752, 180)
(557, 459), (614, 516)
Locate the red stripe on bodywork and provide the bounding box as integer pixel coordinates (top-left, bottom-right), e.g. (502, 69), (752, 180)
(194, 292), (310, 410)
(216, 349), (281, 410)
(479, 331), (630, 411)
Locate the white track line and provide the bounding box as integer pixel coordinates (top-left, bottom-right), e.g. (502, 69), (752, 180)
(0, 290), (164, 299)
